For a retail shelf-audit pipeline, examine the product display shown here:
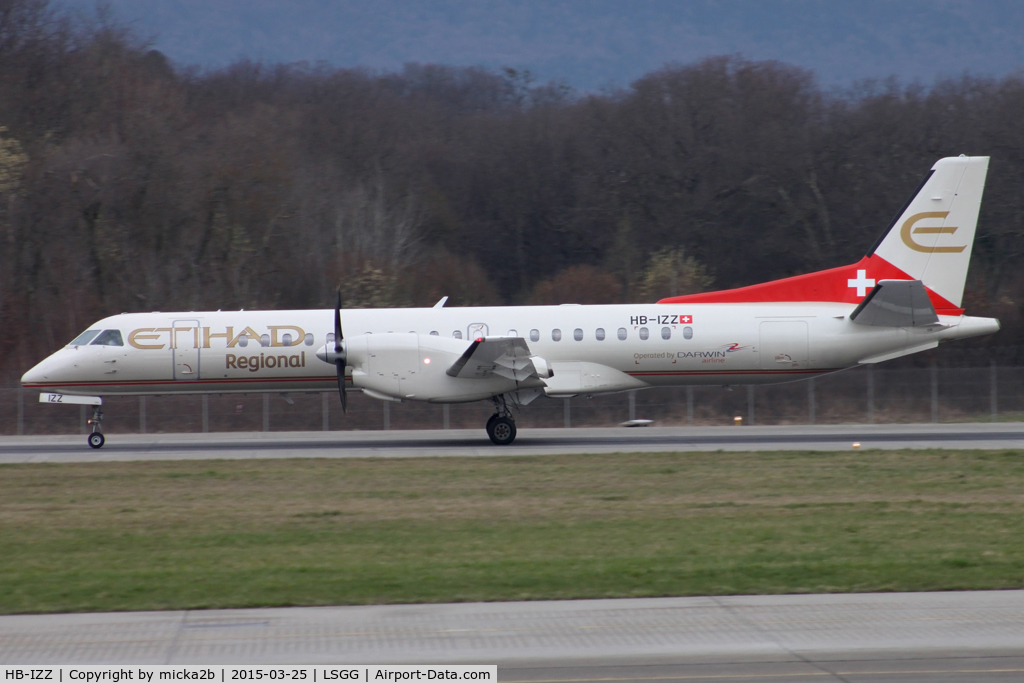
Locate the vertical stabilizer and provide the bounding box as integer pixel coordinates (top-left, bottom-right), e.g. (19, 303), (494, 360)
(658, 155), (989, 313)
(869, 156), (989, 308)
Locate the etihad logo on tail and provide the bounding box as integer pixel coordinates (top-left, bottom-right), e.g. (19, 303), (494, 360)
(900, 212), (967, 254)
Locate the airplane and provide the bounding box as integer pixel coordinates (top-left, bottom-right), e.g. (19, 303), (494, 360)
(21, 155), (999, 449)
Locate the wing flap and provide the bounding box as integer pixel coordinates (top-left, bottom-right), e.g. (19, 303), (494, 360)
(446, 337), (548, 381)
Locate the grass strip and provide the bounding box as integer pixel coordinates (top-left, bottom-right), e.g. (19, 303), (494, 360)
(1, 449), (1023, 613)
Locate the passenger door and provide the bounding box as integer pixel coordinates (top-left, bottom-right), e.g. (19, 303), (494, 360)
(172, 319), (201, 380)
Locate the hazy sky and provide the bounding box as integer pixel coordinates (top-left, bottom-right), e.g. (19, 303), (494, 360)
(58, 0), (1024, 90)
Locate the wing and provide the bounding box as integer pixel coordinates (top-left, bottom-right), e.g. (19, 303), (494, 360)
(850, 279), (940, 327)
(446, 337), (549, 381)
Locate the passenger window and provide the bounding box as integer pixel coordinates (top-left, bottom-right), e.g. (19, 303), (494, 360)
(453, 330), (463, 339)
(661, 327), (671, 340)
(69, 330), (100, 347)
(326, 333), (335, 344)
(508, 329), (518, 336)
(617, 327), (627, 340)
(90, 330), (124, 347)
(260, 333), (271, 347)
(552, 328), (562, 341)
(429, 331), (439, 336)
(573, 328), (583, 341)
(530, 329), (540, 342)
(596, 328), (606, 341)
(304, 333), (314, 346)
(639, 327), (649, 340)
(237, 335), (249, 348)
(282, 333), (293, 346)
(683, 326), (693, 340)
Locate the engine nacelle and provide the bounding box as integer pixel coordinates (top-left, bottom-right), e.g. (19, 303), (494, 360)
(341, 333), (538, 403)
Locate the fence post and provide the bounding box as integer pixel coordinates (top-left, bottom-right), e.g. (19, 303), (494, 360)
(139, 396), (146, 434)
(263, 393), (270, 432)
(628, 390), (636, 422)
(867, 364), (875, 424)
(808, 378), (816, 425)
(747, 385), (755, 426)
(322, 392), (329, 431)
(990, 360), (998, 422)
(443, 403), (450, 429)
(930, 361), (939, 423)
(686, 386), (694, 425)
(16, 388), (24, 436)
(564, 397), (571, 428)
(383, 401), (390, 430)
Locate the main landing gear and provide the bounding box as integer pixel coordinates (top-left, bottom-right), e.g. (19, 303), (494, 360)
(486, 396), (517, 445)
(87, 405), (105, 449)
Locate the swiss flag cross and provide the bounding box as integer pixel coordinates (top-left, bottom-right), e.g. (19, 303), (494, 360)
(680, 315), (693, 324)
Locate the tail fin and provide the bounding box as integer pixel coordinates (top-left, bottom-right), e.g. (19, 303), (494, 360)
(659, 156), (989, 314)
(868, 155), (988, 309)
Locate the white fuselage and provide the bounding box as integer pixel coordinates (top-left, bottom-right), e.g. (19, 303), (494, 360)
(21, 303), (998, 401)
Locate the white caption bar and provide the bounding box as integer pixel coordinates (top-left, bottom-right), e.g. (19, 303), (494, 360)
(0, 667), (496, 683)
(38, 393), (103, 406)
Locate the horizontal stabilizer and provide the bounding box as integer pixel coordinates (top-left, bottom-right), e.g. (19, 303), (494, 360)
(850, 280), (939, 327)
(446, 337), (550, 381)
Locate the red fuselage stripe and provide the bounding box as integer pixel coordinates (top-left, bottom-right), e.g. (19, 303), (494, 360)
(627, 369), (834, 377)
(23, 377), (341, 388)
(24, 368), (837, 390)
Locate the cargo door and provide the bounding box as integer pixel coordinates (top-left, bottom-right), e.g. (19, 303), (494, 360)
(758, 321), (809, 369)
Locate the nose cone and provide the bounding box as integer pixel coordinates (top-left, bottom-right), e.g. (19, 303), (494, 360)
(21, 361), (47, 386)
(21, 352), (69, 387)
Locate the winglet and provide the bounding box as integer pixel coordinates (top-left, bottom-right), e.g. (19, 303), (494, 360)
(433, 296), (449, 308)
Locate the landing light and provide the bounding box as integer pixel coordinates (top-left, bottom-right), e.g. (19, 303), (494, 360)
(423, 358), (431, 364)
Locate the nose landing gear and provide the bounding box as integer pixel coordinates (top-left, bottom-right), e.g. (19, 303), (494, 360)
(87, 406), (105, 449)
(486, 396), (517, 445)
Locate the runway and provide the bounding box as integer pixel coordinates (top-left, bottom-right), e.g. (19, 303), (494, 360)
(2, 591), (1023, 681)
(1, 422), (1023, 462)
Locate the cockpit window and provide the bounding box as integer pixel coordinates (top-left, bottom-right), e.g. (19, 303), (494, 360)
(69, 330), (101, 347)
(90, 330), (124, 346)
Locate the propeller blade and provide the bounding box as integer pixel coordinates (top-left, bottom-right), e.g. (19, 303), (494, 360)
(334, 290), (343, 351)
(336, 359), (347, 413)
(334, 289), (347, 413)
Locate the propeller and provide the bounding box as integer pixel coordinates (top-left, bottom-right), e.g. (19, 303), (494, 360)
(334, 289), (347, 413)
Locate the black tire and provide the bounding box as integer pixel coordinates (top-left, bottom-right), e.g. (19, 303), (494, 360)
(486, 413), (498, 430)
(88, 432), (105, 449)
(486, 416), (516, 445)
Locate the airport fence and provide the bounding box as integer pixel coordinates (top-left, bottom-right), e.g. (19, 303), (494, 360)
(2, 362), (1023, 435)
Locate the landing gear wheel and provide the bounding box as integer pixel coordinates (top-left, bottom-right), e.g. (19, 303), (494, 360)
(487, 416), (517, 445)
(87, 406), (105, 449)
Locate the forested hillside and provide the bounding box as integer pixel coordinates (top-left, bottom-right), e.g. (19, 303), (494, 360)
(1, 0), (1023, 381)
